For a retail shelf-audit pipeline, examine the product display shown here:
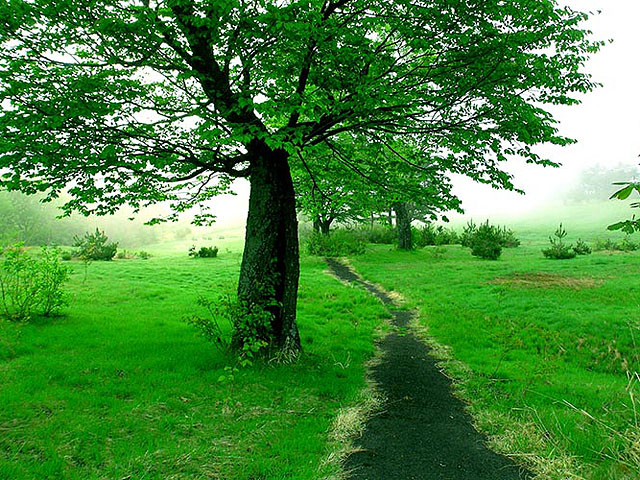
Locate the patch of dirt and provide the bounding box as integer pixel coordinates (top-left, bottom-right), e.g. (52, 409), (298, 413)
(489, 272), (603, 290)
(326, 258), (531, 480)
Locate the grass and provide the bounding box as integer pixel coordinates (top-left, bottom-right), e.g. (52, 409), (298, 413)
(0, 248), (389, 479)
(349, 236), (640, 479)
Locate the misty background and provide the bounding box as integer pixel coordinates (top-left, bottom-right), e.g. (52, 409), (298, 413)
(1, 0), (638, 246)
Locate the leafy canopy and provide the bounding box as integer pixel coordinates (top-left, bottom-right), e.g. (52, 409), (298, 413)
(0, 0), (601, 220)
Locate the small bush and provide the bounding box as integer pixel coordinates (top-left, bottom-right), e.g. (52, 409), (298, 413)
(136, 250), (151, 260)
(354, 224), (395, 244)
(542, 224), (577, 260)
(60, 250), (73, 261)
(189, 245), (219, 258)
(573, 239), (592, 256)
(73, 228), (118, 261)
(461, 220), (519, 248)
(0, 245), (70, 321)
(592, 236), (639, 252)
(37, 246), (71, 316)
(185, 294), (274, 366)
(306, 230), (366, 257)
(414, 224), (460, 247)
(469, 222), (503, 260)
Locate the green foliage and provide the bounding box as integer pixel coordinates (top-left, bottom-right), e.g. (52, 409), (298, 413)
(136, 250), (151, 260)
(357, 225), (396, 245)
(469, 222), (503, 260)
(573, 239), (592, 256)
(460, 220), (478, 248)
(461, 220), (519, 249)
(73, 228), (118, 261)
(593, 237), (640, 252)
(186, 293), (274, 366)
(60, 249), (73, 261)
(542, 224), (577, 260)
(0, 245), (70, 320)
(188, 245), (219, 258)
(609, 181), (640, 234)
(496, 225), (521, 248)
(414, 223), (460, 247)
(306, 231), (366, 257)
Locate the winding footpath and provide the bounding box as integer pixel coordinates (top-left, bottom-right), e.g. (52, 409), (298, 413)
(326, 259), (532, 480)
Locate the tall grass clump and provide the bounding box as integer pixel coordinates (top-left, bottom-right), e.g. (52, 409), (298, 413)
(306, 230), (365, 257)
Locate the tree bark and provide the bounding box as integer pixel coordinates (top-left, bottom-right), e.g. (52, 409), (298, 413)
(394, 202), (413, 250)
(238, 140), (301, 355)
(320, 218), (332, 235)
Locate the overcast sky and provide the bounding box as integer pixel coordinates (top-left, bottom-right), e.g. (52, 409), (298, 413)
(449, 0), (640, 219)
(209, 0), (640, 227)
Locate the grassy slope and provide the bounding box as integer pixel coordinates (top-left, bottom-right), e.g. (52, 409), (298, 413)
(0, 249), (389, 479)
(351, 240), (640, 479)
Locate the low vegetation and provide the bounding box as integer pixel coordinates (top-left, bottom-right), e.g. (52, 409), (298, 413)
(351, 243), (640, 479)
(0, 245), (70, 321)
(188, 245), (219, 258)
(73, 228), (118, 261)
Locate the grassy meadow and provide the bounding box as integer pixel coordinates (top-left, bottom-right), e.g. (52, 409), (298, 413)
(0, 240), (389, 479)
(351, 224), (640, 479)
(2, 202), (640, 479)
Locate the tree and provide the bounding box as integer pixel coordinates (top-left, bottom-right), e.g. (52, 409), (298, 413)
(0, 0), (600, 354)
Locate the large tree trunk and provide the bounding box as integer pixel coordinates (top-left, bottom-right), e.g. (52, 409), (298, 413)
(238, 141), (301, 355)
(394, 202), (413, 250)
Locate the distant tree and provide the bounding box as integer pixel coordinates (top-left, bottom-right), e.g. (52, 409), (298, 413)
(1, 0), (601, 354)
(568, 163), (640, 203)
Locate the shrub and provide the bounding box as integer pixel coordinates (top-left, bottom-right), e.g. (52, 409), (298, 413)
(460, 220), (478, 247)
(542, 224), (577, 260)
(306, 230), (366, 257)
(461, 220), (519, 248)
(0, 245), (70, 320)
(469, 222), (503, 260)
(73, 228), (118, 261)
(185, 293), (274, 366)
(60, 250), (73, 261)
(592, 237), (638, 252)
(189, 245), (219, 258)
(36, 246), (71, 316)
(356, 224), (395, 244)
(136, 250), (151, 260)
(414, 223), (460, 247)
(496, 225), (520, 248)
(573, 239), (592, 256)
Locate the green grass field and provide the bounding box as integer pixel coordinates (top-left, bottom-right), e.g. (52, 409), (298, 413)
(0, 247), (389, 479)
(351, 239), (640, 479)
(2, 210), (640, 479)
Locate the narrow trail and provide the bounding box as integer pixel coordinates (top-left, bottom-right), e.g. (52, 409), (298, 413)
(325, 258), (532, 480)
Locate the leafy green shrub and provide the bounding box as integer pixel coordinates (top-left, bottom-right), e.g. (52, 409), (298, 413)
(73, 228), (118, 261)
(306, 230), (365, 257)
(496, 225), (520, 248)
(0, 245), (70, 320)
(60, 250), (73, 261)
(542, 224), (577, 260)
(592, 237), (639, 252)
(469, 222), (503, 260)
(36, 246), (71, 316)
(188, 245), (219, 258)
(355, 224), (395, 244)
(619, 237), (639, 252)
(460, 220), (478, 247)
(185, 294), (273, 366)
(573, 239), (592, 256)
(136, 250), (151, 260)
(461, 220), (519, 248)
(414, 223), (460, 247)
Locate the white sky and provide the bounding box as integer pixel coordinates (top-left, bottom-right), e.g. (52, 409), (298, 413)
(208, 0), (640, 227)
(449, 0), (640, 219)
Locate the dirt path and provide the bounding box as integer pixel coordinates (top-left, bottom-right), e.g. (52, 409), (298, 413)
(326, 259), (532, 480)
